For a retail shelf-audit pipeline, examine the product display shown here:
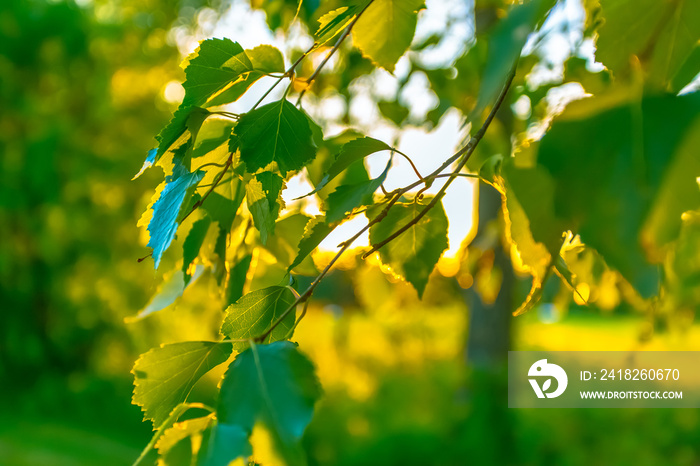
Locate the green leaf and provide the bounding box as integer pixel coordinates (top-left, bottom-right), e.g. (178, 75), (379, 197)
(263, 213), (318, 275)
(325, 159), (391, 224)
(157, 415), (214, 466)
(205, 45), (286, 108)
(596, 0), (700, 89)
(226, 254), (253, 306)
(182, 38), (254, 108)
(220, 286), (296, 351)
(231, 99), (317, 175)
(369, 199), (449, 297)
(474, 0), (555, 117)
(155, 106), (210, 161)
(288, 216), (335, 272)
(202, 178), (246, 232)
(200, 422), (251, 466)
(132, 342), (232, 427)
(217, 341), (321, 465)
(246, 172), (285, 244)
(378, 99), (410, 126)
(504, 92), (700, 298)
(315, 2), (368, 45)
(183, 217), (212, 285)
(147, 162), (205, 269)
(127, 266), (205, 323)
(352, 0), (425, 72)
(191, 118), (235, 159)
(301, 136), (392, 198)
(497, 160), (561, 315)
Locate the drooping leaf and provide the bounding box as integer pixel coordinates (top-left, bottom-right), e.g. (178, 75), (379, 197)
(325, 159), (391, 224)
(503, 92), (700, 298)
(147, 162), (205, 269)
(217, 341), (321, 465)
(205, 45), (286, 108)
(474, 0), (556, 117)
(126, 266), (205, 323)
(352, 0), (425, 72)
(369, 198), (449, 297)
(200, 422), (252, 466)
(182, 38), (254, 108)
(231, 99), (317, 175)
(496, 159), (563, 315)
(288, 216), (335, 272)
(132, 341), (232, 427)
(246, 172), (285, 244)
(301, 136), (392, 197)
(596, 0), (700, 89)
(220, 286), (296, 351)
(183, 217), (212, 285)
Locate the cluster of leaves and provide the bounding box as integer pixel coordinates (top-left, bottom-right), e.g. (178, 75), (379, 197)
(130, 0), (700, 463)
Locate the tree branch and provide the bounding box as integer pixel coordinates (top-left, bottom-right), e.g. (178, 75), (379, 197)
(254, 63), (518, 342)
(362, 64), (517, 258)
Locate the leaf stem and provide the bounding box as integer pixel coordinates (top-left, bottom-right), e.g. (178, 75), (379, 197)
(394, 149), (426, 183)
(251, 43), (315, 110)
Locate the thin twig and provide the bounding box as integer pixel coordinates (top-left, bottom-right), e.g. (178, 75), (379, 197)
(394, 149), (426, 183)
(251, 43), (315, 111)
(362, 64), (518, 258)
(295, 0), (374, 106)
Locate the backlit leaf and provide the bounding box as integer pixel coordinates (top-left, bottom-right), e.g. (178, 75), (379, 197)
(182, 38), (253, 108)
(231, 99), (317, 175)
(302, 136), (392, 197)
(288, 216), (335, 272)
(220, 286), (296, 351)
(127, 266), (205, 323)
(369, 198), (449, 297)
(205, 44), (286, 107)
(132, 342), (232, 427)
(325, 159), (391, 224)
(246, 172), (285, 244)
(352, 0), (425, 72)
(596, 0), (700, 89)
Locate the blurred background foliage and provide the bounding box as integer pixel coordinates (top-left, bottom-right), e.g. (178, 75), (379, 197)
(1, 0), (700, 465)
